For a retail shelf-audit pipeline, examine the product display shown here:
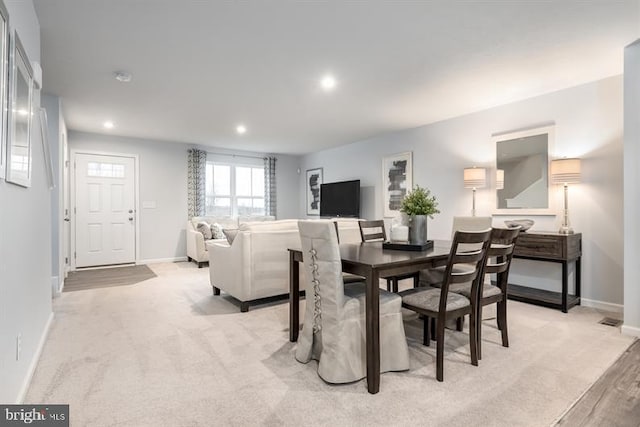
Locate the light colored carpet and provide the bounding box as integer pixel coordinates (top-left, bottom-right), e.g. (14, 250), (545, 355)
(26, 262), (634, 426)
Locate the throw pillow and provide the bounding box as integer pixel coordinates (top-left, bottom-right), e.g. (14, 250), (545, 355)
(196, 221), (213, 240)
(210, 223), (225, 240)
(223, 228), (239, 245)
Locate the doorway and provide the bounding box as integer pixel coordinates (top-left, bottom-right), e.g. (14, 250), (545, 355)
(72, 152), (138, 268)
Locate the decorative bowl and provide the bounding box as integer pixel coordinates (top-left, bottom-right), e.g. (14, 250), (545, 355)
(504, 219), (535, 232)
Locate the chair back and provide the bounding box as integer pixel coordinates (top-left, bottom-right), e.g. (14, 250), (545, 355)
(358, 220), (387, 242)
(439, 229), (492, 312)
(298, 220), (347, 336)
(486, 227), (521, 287)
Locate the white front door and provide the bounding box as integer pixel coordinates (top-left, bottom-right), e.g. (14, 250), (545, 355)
(74, 153), (136, 267)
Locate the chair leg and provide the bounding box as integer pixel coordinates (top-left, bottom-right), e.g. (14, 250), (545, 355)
(392, 278), (399, 293)
(413, 274), (419, 288)
(469, 308), (478, 367)
(498, 300), (509, 348)
(386, 279), (392, 292)
(423, 317), (430, 347)
(456, 316), (464, 331)
(212, 286), (220, 296)
(477, 304), (483, 361)
(436, 317), (445, 382)
(431, 316), (437, 340)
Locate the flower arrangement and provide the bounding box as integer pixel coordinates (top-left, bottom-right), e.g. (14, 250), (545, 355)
(399, 185), (440, 218)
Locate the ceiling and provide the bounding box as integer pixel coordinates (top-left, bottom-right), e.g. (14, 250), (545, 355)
(33, 1), (640, 155)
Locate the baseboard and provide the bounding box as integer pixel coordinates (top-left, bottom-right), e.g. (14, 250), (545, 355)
(16, 312), (54, 403)
(621, 324), (640, 337)
(580, 298), (623, 314)
(137, 256), (188, 265)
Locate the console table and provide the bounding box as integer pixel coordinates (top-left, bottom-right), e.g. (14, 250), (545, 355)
(508, 231), (581, 313)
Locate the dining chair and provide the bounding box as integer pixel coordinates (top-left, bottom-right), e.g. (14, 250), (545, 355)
(359, 220), (419, 292)
(419, 216), (492, 287)
(399, 228), (492, 382)
(447, 227), (521, 359)
(295, 220), (410, 384)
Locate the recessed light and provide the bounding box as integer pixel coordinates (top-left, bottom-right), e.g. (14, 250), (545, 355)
(114, 71), (132, 83)
(236, 124), (247, 135)
(103, 121), (114, 129)
(320, 74), (337, 91)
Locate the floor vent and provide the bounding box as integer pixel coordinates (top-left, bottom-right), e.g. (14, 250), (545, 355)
(598, 317), (623, 327)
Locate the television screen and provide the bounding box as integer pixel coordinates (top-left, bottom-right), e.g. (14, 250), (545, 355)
(320, 180), (360, 218)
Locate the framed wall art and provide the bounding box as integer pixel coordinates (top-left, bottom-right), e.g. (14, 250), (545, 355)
(6, 30), (34, 187)
(0, 1), (9, 179)
(306, 167), (323, 215)
(382, 151), (412, 217)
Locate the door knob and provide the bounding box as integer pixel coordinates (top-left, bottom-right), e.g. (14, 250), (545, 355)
(64, 218), (70, 222)
(129, 217), (134, 221)
(128, 209), (134, 214)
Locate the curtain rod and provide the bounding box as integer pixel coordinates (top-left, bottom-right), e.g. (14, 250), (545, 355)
(207, 152), (269, 161)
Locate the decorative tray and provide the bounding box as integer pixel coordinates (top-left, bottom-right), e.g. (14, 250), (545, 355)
(382, 240), (434, 251)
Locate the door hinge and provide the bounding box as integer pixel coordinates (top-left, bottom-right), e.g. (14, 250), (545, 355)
(74, 252), (76, 259)
(65, 257), (69, 264)
(74, 207), (76, 214)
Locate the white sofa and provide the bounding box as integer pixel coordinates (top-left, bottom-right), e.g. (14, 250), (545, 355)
(207, 218), (363, 311)
(186, 215), (274, 267)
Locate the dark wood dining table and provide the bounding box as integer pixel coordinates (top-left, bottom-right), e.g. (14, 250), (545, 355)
(288, 241), (451, 394)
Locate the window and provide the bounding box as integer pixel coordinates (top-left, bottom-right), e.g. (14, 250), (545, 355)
(205, 162), (265, 217)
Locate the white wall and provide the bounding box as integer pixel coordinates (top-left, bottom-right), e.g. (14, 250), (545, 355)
(69, 131), (301, 262)
(0, 0), (52, 403)
(301, 76), (624, 307)
(623, 40), (640, 336)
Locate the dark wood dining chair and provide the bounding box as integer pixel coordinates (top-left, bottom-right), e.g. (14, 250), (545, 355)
(399, 229), (492, 381)
(358, 220), (419, 292)
(445, 226), (520, 359)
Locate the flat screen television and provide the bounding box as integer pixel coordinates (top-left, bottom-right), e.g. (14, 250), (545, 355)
(320, 179), (360, 218)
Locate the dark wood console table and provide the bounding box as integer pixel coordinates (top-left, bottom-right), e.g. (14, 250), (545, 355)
(509, 231), (581, 313)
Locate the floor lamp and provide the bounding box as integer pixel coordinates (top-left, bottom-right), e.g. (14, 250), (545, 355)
(463, 167), (486, 217)
(550, 158), (581, 234)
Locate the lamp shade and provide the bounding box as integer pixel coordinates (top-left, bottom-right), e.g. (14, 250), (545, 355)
(463, 167), (487, 189)
(550, 158), (581, 184)
(496, 169), (504, 190)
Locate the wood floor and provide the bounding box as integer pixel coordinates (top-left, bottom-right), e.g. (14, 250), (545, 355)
(63, 265), (156, 292)
(557, 339), (640, 427)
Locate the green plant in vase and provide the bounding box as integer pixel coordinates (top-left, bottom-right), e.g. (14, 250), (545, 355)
(400, 185), (440, 244)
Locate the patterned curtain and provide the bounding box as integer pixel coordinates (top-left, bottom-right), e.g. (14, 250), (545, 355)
(264, 156), (277, 217)
(187, 149), (207, 218)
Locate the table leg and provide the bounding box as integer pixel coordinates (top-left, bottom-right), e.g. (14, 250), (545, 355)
(575, 257), (581, 304)
(561, 261), (568, 313)
(366, 269), (381, 394)
(289, 251), (300, 342)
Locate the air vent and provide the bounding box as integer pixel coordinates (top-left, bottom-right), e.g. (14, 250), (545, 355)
(598, 317), (622, 327)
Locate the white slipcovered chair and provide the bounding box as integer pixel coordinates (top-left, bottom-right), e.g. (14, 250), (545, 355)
(295, 220), (410, 384)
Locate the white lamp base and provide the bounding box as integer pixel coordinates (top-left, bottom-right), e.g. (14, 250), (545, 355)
(558, 225), (574, 235)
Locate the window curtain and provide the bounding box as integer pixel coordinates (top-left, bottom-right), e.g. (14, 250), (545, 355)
(264, 156), (277, 217)
(187, 149), (207, 218)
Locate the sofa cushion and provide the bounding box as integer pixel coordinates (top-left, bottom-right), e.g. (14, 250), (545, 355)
(197, 221), (213, 240)
(223, 228), (239, 245)
(210, 223), (225, 240)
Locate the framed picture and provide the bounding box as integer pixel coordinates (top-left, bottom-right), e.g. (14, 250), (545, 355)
(6, 30), (33, 187)
(382, 151), (412, 217)
(306, 167), (323, 215)
(0, 1), (9, 179)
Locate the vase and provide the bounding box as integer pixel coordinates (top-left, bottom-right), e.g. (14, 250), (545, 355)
(408, 215), (428, 244)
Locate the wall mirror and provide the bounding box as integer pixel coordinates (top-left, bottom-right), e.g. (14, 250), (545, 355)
(0, 1), (8, 179)
(494, 125), (554, 214)
(6, 31), (33, 187)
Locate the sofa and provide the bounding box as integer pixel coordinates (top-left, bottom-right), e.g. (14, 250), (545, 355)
(186, 215), (274, 267)
(207, 218), (363, 311)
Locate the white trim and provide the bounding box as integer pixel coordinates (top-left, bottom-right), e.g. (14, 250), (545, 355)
(70, 150), (140, 270)
(621, 325), (640, 337)
(137, 256), (189, 265)
(51, 275), (61, 297)
(580, 298), (624, 314)
(16, 312), (54, 403)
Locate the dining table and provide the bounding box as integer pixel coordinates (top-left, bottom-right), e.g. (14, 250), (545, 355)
(288, 240), (451, 394)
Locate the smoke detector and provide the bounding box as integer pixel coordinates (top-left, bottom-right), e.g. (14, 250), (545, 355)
(114, 71), (132, 83)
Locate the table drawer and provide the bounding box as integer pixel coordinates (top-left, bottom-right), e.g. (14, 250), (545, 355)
(514, 234), (563, 259)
